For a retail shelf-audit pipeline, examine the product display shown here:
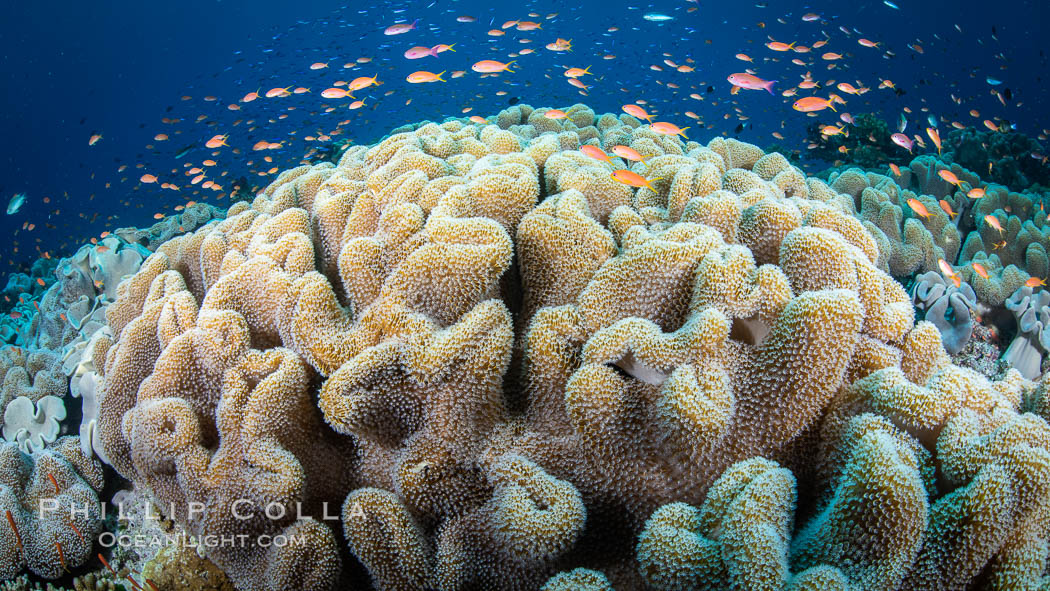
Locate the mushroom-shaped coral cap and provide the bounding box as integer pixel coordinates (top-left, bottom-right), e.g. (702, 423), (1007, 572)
(2, 395), (66, 453)
(911, 271), (977, 355)
(1003, 286), (1050, 379)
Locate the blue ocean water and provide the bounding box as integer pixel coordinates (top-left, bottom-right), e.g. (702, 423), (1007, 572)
(3, 2), (1050, 589)
(1, 0), (1047, 273)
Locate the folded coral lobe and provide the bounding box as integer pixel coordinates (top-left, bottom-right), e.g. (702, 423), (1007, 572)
(78, 106), (1050, 591)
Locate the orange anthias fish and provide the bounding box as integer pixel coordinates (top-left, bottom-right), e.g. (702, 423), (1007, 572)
(611, 145), (646, 163)
(727, 73), (777, 94)
(55, 542), (68, 573)
(888, 163), (902, 176)
(564, 66), (591, 78)
(205, 134), (228, 149)
(927, 127), (942, 154)
(5, 511), (21, 551)
(836, 83), (862, 95)
(98, 554), (118, 578)
(567, 78), (590, 91)
(406, 70), (446, 83)
(792, 96), (837, 112)
(938, 169), (963, 188)
(264, 86), (293, 98)
(820, 124), (847, 137)
(321, 87), (353, 99)
(938, 200), (958, 219)
(907, 198), (931, 219)
(611, 170), (661, 191)
(88, 133), (102, 146)
(472, 60), (515, 73)
(766, 41), (796, 51)
(546, 38), (573, 52)
(544, 109), (568, 119)
(938, 259), (962, 288)
(384, 19), (418, 35)
(650, 121), (689, 138)
(1026, 276), (1047, 288)
(971, 262), (990, 280)
(622, 104), (653, 122)
(348, 75), (380, 91)
(580, 145), (612, 164)
(984, 214), (1004, 234)
(405, 46), (438, 59)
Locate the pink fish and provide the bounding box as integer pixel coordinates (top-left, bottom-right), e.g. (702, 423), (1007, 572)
(404, 43), (455, 59)
(839, 112), (854, 124)
(727, 73), (776, 94)
(384, 19), (418, 35)
(891, 132), (914, 152)
(472, 60), (515, 73)
(321, 88), (352, 99)
(404, 46), (438, 59)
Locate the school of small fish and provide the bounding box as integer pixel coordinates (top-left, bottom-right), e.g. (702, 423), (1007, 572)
(2, 0), (1047, 275)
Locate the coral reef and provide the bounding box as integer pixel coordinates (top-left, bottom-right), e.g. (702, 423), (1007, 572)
(0, 348), (66, 409)
(0, 347), (71, 455)
(112, 202), (225, 251)
(943, 126), (1050, 190)
(0, 436), (104, 581)
(2, 396), (66, 453)
(822, 149), (1050, 376)
(826, 164), (961, 278)
(5, 104), (1044, 591)
(910, 271), (977, 355)
(141, 544), (236, 591)
(1004, 286), (1050, 380)
(806, 113), (913, 168)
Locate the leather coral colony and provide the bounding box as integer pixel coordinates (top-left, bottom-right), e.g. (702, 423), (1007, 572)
(89, 104), (1050, 590)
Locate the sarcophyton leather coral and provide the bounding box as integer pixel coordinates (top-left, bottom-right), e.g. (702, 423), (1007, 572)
(0, 436), (104, 580)
(90, 104), (1050, 591)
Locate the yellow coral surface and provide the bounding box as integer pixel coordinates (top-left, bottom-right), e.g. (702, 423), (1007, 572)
(85, 105), (1050, 591)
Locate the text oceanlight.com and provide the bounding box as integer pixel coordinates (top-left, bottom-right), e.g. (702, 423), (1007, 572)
(96, 532), (309, 549)
(37, 498), (372, 549)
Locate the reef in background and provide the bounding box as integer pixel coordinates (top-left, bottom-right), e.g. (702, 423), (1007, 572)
(2, 105), (1050, 591)
(805, 112), (914, 168)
